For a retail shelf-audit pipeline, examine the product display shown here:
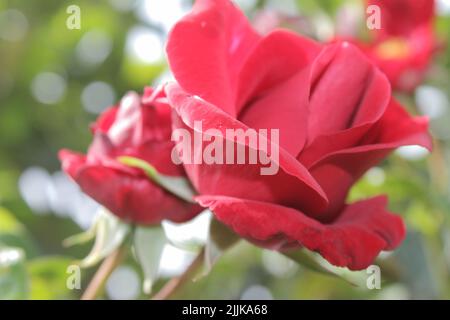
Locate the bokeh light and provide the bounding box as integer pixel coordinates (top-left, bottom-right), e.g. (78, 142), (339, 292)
(416, 85), (449, 119)
(241, 285), (274, 300)
(76, 30), (113, 67)
(125, 26), (164, 64)
(31, 72), (67, 105)
(18, 167), (52, 214)
(396, 146), (430, 161)
(106, 266), (141, 300)
(81, 81), (116, 114)
(0, 9), (28, 42)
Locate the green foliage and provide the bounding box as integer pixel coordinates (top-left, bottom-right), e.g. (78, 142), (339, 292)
(0, 247), (28, 299)
(27, 257), (75, 299)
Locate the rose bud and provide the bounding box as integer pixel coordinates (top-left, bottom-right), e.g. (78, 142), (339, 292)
(59, 86), (201, 225)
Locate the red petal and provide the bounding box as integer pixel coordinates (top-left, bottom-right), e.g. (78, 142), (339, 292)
(71, 164), (200, 225)
(299, 125), (372, 168)
(236, 30), (321, 156)
(58, 149), (87, 179)
(197, 195), (405, 270)
(236, 30), (321, 111)
(368, 0), (435, 37)
(90, 107), (118, 134)
(307, 42), (390, 142)
(166, 82), (328, 214)
(239, 66), (311, 156)
(306, 99), (432, 222)
(360, 98), (432, 149)
(166, 0), (261, 116)
(106, 92), (171, 148)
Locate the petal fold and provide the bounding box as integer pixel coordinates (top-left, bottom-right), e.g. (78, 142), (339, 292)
(197, 195), (405, 270)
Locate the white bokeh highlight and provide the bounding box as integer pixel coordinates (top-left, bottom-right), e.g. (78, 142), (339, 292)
(437, 0), (450, 16)
(125, 26), (164, 64)
(158, 244), (196, 278)
(106, 266), (141, 300)
(416, 85), (448, 119)
(135, 0), (189, 33)
(31, 72), (67, 105)
(0, 9), (28, 42)
(262, 250), (298, 278)
(241, 285), (273, 300)
(396, 145), (430, 161)
(19, 167), (98, 229)
(76, 30), (113, 67)
(81, 81), (116, 114)
(162, 210), (211, 248)
(365, 167), (386, 187)
(18, 167), (52, 214)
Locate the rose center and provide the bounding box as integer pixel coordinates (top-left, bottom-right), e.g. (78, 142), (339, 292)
(375, 38), (411, 60)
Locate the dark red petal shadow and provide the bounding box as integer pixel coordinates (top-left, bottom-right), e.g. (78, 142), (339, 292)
(59, 149), (199, 225)
(197, 195), (405, 270)
(166, 82), (328, 214)
(306, 99), (432, 222)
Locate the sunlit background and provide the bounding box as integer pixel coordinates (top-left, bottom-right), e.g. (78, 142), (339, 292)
(1, 0), (450, 299)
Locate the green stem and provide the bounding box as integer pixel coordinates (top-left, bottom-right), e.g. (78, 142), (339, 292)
(81, 242), (128, 300)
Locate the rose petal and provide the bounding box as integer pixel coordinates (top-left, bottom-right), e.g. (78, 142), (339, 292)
(197, 195), (405, 270)
(59, 149), (87, 179)
(91, 107), (118, 134)
(307, 42), (390, 142)
(166, 0), (261, 116)
(236, 30), (321, 111)
(59, 150), (199, 225)
(306, 98), (432, 222)
(239, 66), (311, 156)
(235, 31), (321, 156)
(166, 82), (328, 214)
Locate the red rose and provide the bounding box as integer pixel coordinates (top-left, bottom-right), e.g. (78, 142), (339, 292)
(348, 0), (437, 91)
(59, 87), (201, 225)
(369, 0), (434, 37)
(165, 0), (432, 270)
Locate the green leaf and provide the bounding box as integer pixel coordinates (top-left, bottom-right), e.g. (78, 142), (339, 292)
(0, 246), (28, 299)
(283, 249), (333, 275)
(133, 227), (166, 294)
(394, 231), (440, 299)
(118, 156), (197, 203)
(0, 207), (24, 233)
(203, 218), (240, 276)
(0, 207), (38, 259)
(282, 248), (366, 286)
(27, 257), (75, 300)
(79, 207), (130, 268)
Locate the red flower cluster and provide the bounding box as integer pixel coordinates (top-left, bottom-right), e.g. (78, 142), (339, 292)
(60, 0), (433, 270)
(351, 0), (437, 91)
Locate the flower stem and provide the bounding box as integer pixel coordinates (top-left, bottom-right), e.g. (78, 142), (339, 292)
(428, 138), (448, 193)
(81, 243), (128, 300)
(152, 247), (205, 300)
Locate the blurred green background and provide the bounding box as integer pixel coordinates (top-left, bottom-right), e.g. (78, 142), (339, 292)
(0, 0), (450, 299)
